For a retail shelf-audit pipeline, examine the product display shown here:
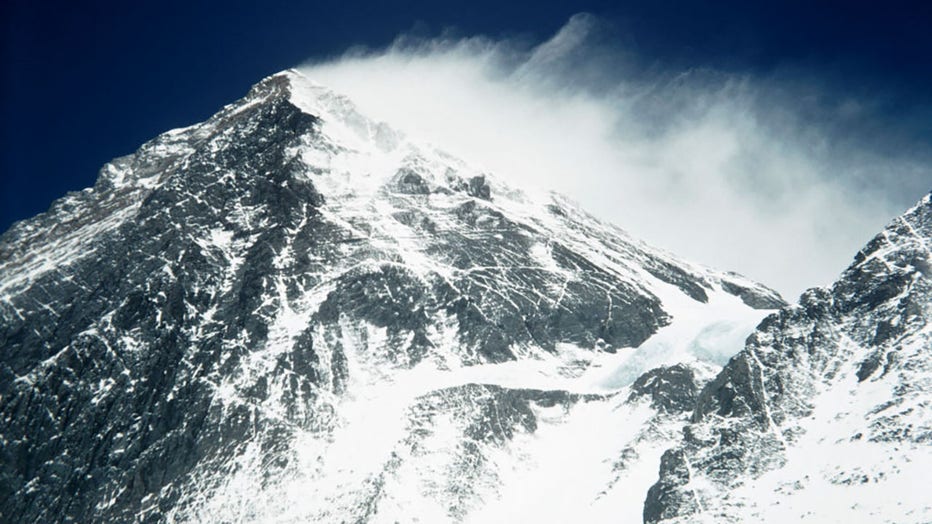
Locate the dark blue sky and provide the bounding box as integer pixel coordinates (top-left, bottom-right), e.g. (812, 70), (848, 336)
(2, 0), (931, 234)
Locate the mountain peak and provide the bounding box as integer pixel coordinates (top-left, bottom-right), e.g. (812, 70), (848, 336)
(0, 70), (838, 524)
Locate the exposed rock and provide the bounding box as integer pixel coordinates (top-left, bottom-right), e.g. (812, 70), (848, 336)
(628, 364), (700, 414)
(645, 193), (932, 523)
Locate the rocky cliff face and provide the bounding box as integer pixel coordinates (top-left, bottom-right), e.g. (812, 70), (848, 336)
(4, 67), (920, 524)
(645, 192), (932, 523)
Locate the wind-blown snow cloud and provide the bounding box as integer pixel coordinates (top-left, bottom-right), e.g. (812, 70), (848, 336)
(299, 13), (931, 298)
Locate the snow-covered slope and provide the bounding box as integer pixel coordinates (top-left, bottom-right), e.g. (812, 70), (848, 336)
(0, 68), (804, 523)
(646, 193), (932, 523)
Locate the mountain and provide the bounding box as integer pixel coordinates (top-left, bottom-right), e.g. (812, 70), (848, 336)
(0, 68), (925, 524)
(0, 70), (784, 523)
(645, 192), (932, 523)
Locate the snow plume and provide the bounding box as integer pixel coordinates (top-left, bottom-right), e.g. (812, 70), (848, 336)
(299, 13), (931, 299)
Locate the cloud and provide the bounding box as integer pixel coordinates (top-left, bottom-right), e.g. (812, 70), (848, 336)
(298, 13), (931, 299)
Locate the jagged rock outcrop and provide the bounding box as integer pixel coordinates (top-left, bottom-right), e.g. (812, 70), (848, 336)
(628, 364), (702, 414)
(645, 192), (932, 523)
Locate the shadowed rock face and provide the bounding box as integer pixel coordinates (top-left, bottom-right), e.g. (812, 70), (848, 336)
(0, 74), (327, 523)
(645, 193), (932, 524)
(628, 364), (700, 414)
(0, 70), (784, 523)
